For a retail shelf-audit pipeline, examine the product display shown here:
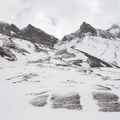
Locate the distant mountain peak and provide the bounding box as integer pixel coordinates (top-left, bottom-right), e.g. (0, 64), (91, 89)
(27, 24), (34, 27)
(0, 22), (58, 48)
(62, 21), (119, 42)
(108, 24), (120, 37)
(79, 22), (97, 36)
(9, 24), (20, 33)
(23, 24), (36, 32)
(110, 24), (120, 29)
(26, 24), (35, 29)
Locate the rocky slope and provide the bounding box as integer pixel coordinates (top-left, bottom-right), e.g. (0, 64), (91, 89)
(0, 22), (58, 48)
(57, 22), (120, 67)
(0, 22), (120, 120)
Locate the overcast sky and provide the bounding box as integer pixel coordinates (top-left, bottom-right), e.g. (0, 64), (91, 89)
(0, 0), (120, 38)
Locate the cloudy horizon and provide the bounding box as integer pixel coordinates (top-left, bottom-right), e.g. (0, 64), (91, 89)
(0, 0), (120, 38)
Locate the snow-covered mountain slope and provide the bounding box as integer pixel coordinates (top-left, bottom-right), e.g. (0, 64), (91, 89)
(0, 22), (120, 120)
(108, 24), (120, 37)
(57, 22), (120, 67)
(0, 22), (58, 48)
(0, 34), (54, 62)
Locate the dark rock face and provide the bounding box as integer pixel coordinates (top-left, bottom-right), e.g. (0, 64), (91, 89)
(79, 22), (97, 36)
(10, 24), (20, 33)
(73, 49), (112, 67)
(79, 22), (115, 39)
(0, 37), (30, 61)
(0, 22), (11, 36)
(0, 22), (58, 48)
(87, 57), (104, 67)
(96, 85), (111, 91)
(51, 93), (82, 110)
(0, 22), (19, 36)
(29, 92), (82, 110)
(0, 46), (17, 61)
(29, 95), (49, 107)
(61, 21), (120, 42)
(93, 92), (120, 112)
(93, 92), (118, 102)
(14, 24), (58, 48)
(61, 22), (97, 41)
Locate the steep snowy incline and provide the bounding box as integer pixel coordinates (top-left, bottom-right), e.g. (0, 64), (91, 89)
(0, 34), (54, 63)
(57, 22), (120, 67)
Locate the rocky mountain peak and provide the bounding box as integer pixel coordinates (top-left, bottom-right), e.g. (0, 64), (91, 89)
(79, 22), (97, 36)
(27, 24), (34, 28)
(24, 24), (37, 31)
(22, 24), (38, 33)
(0, 22), (58, 48)
(110, 24), (120, 29)
(9, 24), (20, 33)
(17, 24), (58, 48)
(62, 22), (97, 41)
(108, 24), (120, 38)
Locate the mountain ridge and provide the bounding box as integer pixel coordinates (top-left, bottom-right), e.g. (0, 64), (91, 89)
(1, 21), (120, 67)
(57, 22), (120, 67)
(0, 22), (58, 48)
(62, 22), (120, 42)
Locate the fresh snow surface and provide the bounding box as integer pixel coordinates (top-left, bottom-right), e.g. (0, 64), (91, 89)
(58, 35), (120, 66)
(0, 34), (120, 120)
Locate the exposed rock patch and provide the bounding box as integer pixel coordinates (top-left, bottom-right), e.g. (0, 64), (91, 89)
(96, 85), (111, 91)
(51, 92), (82, 110)
(7, 73), (38, 83)
(15, 24), (58, 48)
(73, 48), (113, 67)
(0, 46), (16, 61)
(0, 22), (58, 48)
(79, 22), (97, 37)
(93, 92), (120, 112)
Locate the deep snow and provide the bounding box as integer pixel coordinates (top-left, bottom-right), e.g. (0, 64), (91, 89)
(0, 34), (120, 120)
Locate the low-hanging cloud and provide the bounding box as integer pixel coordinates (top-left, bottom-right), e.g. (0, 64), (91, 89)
(0, 0), (120, 38)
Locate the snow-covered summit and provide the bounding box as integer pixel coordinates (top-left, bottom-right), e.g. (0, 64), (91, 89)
(57, 22), (120, 67)
(108, 24), (120, 37)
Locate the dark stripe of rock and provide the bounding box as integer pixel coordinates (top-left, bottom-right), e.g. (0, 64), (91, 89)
(0, 46), (17, 61)
(51, 93), (82, 110)
(93, 92), (120, 112)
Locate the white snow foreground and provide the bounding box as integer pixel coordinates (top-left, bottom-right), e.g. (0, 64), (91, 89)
(0, 34), (120, 120)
